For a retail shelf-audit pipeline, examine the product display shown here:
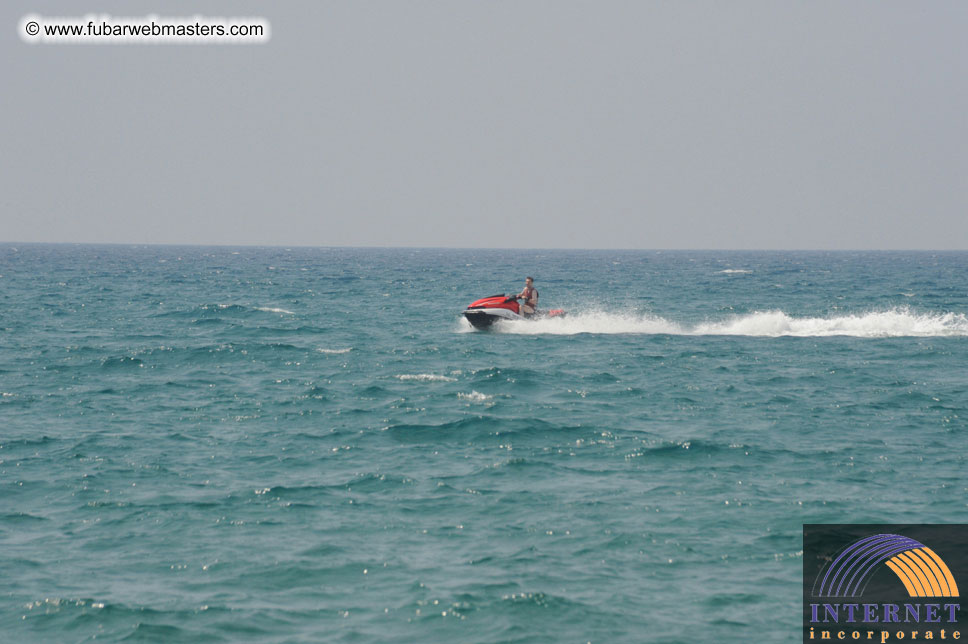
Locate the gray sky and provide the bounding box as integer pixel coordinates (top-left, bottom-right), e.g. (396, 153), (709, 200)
(2, 1), (966, 249)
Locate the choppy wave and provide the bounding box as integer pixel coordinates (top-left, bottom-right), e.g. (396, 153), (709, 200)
(487, 308), (968, 337)
(317, 347), (352, 354)
(153, 303), (296, 318)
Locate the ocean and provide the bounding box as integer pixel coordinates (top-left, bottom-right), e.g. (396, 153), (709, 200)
(2, 245), (966, 643)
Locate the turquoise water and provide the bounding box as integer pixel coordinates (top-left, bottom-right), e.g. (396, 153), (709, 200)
(2, 245), (966, 643)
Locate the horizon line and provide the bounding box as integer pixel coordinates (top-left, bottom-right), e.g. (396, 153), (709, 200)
(2, 241), (967, 253)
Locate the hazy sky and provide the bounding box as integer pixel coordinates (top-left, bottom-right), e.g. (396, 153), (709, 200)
(2, 1), (966, 249)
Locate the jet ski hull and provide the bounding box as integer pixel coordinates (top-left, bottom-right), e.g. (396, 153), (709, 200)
(462, 294), (566, 330)
(463, 307), (523, 329)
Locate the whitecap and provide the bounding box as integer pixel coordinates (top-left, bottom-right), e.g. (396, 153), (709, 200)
(458, 391), (492, 402)
(255, 306), (295, 315)
(396, 374), (456, 382)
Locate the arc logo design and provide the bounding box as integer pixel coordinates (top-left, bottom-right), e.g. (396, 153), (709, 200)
(813, 533), (960, 599)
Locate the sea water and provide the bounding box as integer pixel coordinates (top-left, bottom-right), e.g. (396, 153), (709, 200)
(1, 245), (966, 643)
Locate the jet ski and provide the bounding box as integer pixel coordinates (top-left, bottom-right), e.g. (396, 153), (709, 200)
(462, 294), (566, 330)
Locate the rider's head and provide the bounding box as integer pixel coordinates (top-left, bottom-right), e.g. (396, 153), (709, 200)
(525, 276), (533, 287)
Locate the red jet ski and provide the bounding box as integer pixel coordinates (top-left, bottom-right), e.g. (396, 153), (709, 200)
(462, 294), (566, 330)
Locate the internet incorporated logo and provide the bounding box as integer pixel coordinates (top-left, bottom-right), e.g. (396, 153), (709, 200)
(803, 525), (965, 643)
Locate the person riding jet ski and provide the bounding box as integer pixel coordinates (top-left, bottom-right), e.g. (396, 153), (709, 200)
(461, 276), (564, 329)
(515, 276), (538, 317)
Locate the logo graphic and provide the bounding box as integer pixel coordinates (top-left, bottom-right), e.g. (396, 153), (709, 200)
(814, 533), (960, 599)
(803, 525), (965, 643)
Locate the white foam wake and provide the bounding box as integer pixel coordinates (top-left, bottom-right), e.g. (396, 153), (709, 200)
(693, 309), (968, 337)
(494, 311), (682, 336)
(488, 308), (968, 338)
